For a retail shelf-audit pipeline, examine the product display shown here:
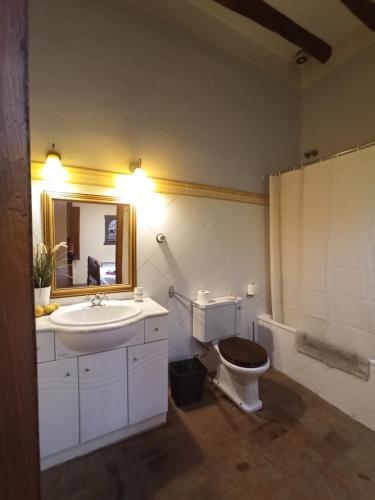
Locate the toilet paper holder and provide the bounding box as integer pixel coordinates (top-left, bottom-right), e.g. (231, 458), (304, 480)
(156, 233), (166, 243)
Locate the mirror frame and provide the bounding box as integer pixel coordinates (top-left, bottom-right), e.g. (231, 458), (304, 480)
(42, 191), (136, 297)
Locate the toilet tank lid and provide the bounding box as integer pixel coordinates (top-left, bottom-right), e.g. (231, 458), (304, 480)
(192, 296), (242, 310)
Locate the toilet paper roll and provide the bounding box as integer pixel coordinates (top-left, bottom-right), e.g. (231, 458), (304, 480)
(197, 289), (210, 304)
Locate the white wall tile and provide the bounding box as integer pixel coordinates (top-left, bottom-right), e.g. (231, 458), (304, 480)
(299, 361), (355, 395)
(327, 322), (375, 358)
(257, 316), (375, 433)
(302, 290), (327, 320)
(331, 294), (367, 330)
(137, 195), (268, 361)
(137, 260), (162, 294)
(300, 315), (326, 337)
(368, 303), (375, 335)
(331, 241), (369, 270)
(334, 268), (368, 299)
(370, 272), (375, 301)
(137, 226), (155, 267)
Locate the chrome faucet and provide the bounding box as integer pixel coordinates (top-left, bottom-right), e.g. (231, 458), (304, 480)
(86, 293), (107, 306)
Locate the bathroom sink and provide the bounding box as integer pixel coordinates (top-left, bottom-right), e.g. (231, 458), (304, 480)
(50, 301), (142, 327)
(49, 301), (143, 352)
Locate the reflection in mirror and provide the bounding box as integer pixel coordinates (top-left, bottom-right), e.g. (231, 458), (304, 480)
(54, 200), (129, 288)
(43, 192), (136, 297)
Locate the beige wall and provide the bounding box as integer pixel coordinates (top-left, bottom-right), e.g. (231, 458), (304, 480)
(29, 0), (300, 193)
(301, 44), (375, 159)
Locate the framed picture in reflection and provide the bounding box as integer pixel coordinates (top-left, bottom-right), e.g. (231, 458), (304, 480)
(104, 215), (117, 245)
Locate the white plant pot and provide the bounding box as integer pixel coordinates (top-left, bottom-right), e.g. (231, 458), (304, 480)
(34, 286), (51, 307)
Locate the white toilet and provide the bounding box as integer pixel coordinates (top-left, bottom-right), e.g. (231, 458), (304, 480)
(192, 296), (270, 413)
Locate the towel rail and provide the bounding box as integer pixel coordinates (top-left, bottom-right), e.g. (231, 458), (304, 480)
(168, 285), (194, 305)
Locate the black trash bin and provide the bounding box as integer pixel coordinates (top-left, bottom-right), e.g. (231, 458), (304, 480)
(169, 357), (207, 407)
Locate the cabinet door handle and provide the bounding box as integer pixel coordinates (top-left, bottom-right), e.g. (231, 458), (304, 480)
(154, 327), (159, 332)
(85, 368), (90, 372)
(133, 357), (138, 362)
(65, 372), (70, 377)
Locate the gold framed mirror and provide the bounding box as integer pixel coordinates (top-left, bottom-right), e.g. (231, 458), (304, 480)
(42, 191), (136, 297)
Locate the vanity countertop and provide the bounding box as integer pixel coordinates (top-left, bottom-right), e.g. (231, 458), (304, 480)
(35, 298), (169, 333)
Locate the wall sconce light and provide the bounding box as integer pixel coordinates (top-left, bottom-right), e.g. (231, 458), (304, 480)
(118, 158), (155, 202)
(129, 158), (143, 175)
(42, 143), (67, 184)
(129, 158), (154, 189)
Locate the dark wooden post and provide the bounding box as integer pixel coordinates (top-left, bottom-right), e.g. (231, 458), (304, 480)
(0, 0), (41, 498)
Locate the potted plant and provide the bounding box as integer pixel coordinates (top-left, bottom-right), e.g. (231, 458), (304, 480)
(33, 242), (67, 306)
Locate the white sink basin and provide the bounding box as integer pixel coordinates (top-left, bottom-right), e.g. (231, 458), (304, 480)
(50, 301), (142, 327)
(49, 301), (143, 352)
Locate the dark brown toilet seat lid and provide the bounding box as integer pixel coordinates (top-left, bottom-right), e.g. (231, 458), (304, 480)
(218, 337), (268, 368)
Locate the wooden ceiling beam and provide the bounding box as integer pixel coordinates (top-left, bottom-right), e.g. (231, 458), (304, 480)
(340, 0), (375, 31)
(214, 0), (332, 63)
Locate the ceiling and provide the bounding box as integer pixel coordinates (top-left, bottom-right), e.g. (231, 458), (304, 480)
(130, 0), (374, 88)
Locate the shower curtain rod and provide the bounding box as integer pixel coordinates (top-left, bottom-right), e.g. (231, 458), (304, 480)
(263, 139), (375, 179)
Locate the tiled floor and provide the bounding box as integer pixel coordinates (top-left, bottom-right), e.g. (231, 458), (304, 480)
(42, 369), (375, 499)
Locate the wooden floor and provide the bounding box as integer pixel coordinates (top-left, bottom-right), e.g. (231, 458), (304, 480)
(42, 369), (375, 499)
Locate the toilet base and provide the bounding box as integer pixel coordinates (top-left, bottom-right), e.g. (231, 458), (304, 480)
(213, 363), (263, 413)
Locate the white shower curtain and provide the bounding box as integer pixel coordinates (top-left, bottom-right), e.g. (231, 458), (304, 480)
(270, 145), (375, 358)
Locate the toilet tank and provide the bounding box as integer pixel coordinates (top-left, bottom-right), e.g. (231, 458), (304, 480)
(192, 297), (242, 342)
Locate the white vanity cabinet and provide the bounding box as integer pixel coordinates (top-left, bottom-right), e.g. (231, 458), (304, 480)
(79, 348), (128, 442)
(36, 302), (169, 469)
(36, 331), (55, 363)
(128, 339), (168, 425)
(38, 358), (79, 458)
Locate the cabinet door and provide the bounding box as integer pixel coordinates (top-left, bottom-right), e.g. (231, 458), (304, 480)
(38, 358), (79, 458)
(79, 348), (128, 443)
(128, 340), (168, 425)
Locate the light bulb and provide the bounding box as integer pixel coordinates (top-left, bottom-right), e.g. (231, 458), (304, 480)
(133, 167), (147, 179)
(42, 148), (67, 186)
(116, 165), (155, 205)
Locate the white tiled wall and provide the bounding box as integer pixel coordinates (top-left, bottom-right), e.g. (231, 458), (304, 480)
(32, 181), (269, 362)
(136, 194), (269, 361)
(275, 148), (375, 361)
(257, 314), (375, 432)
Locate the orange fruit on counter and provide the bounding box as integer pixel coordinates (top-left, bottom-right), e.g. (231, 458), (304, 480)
(35, 306), (44, 317)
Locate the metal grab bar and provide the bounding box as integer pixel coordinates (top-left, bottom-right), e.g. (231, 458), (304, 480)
(168, 285), (194, 304)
